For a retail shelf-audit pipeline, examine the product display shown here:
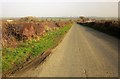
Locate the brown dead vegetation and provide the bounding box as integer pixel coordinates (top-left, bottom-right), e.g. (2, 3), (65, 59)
(2, 17), (72, 48)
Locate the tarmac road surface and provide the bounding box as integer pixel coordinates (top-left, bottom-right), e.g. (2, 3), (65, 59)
(14, 23), (118, 77)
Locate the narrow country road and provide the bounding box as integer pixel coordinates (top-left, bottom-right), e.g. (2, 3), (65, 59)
(14, 23), (118, 77)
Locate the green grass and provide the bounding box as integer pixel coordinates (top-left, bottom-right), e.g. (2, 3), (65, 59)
(0, 50), (2, 73)
(2, 24), (72, 73)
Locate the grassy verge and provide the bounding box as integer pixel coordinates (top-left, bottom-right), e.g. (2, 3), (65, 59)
(2, 24), (72, 73)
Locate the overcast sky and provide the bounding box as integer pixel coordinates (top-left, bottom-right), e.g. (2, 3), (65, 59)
(0, 0), (119, 17)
